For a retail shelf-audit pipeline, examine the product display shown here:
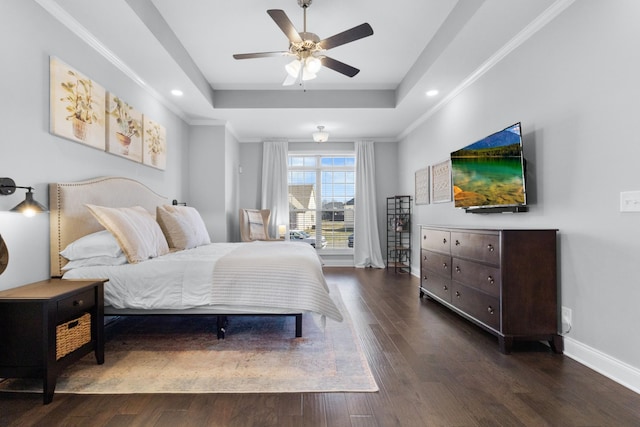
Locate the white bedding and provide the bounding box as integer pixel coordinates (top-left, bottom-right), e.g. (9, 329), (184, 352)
(63, 241), (343, 322)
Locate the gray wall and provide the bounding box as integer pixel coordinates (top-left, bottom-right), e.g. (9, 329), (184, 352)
(187, 125), (231, 243)
(398, 0), (640, 385)
(0, 0), (189, 289)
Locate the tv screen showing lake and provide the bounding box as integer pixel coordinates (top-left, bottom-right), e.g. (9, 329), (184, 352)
(451, 157), (526, 208)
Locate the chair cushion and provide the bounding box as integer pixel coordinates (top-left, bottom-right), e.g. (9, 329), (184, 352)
(247, 210), (267, 240)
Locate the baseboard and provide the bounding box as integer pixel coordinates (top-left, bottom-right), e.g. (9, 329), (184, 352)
(319, 255), (355, 267)
(412, 262), (640, 395)
(409, 268), (640, 396)
(563, 336), (640, 395)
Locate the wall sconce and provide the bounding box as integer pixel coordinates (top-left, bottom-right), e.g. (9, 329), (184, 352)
(0, 177), (48, 217)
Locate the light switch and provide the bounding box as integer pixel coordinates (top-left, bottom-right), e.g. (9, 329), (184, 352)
(620, 191), (640, 212)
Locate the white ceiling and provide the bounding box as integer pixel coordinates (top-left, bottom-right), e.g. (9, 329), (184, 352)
(41, 0), (563, 142)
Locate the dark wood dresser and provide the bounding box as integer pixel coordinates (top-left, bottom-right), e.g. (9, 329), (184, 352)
(419, 225), (562, 354)
(0, 279), (106, 403)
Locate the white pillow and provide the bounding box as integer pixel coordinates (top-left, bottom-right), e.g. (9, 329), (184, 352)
(61, 254), (128, 271)
(60, 230), (123, 261)
(156, 205), (211, 250)
(86, 204), (170, 263)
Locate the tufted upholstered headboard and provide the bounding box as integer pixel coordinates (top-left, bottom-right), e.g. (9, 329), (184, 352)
(49, 176), (168, 277)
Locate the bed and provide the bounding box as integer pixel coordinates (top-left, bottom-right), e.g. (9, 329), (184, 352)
(49, 176), (343, 338)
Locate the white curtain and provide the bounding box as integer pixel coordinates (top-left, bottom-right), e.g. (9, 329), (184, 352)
(261, 140), (289, 238)
(354, 140), (385, 268)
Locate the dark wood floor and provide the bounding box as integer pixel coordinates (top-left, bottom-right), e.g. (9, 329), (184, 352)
(2, 267), (640, 426)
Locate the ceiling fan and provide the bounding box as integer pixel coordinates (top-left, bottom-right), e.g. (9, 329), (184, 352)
(233, 0), (374, 86)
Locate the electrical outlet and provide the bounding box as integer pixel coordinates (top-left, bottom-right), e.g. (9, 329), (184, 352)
(561, 306), (572, 333)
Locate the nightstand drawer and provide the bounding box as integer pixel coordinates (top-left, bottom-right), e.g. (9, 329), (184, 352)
(57, 289), (95, 323)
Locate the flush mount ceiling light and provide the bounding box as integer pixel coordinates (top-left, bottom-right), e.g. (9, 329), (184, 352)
(312, 125), (329, 143)
(170, 89), (183, 96)
(426, 89), (439, 97)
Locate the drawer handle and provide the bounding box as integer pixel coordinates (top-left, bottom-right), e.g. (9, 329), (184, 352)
(455, 291), (460, 298)
(455, 266), (461, 273)
(423, 255), (427, 261)
(487, 306), (495, 315)
(423, 275), (428, 280)
(442, 262), (448, 269)
(423, 235), (426, 240)
(442, 238), (447, 244)
(487, 276), (494, 285)
(73, 300), (84, 307)
(487, 244), (494, 252)
(455, 240), (460, 246)
(443, 285), (448, 291)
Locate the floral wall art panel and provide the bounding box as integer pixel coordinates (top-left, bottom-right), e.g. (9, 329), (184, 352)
(143, 116), (166, 170)
(431, 159), (453, 203)
(106, 93), (143, 162)
(50, 57), (105, 149)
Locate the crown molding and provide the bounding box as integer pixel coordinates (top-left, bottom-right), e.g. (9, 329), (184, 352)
(398, 0), (576, 140)
(34, 0), (189, 122)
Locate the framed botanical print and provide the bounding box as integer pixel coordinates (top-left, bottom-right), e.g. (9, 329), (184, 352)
(143, 116), (167, 170)
(106, 93), (143, 162)
(50, 57), (106, 150)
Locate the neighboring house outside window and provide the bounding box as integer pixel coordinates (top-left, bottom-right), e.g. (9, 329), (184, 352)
(288, 154), (355, 250)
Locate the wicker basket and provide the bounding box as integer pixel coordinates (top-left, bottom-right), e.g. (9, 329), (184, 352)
(56, 312), (91, 360)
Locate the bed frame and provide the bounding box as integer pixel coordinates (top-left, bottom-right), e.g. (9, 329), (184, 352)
(49, 176), (302, 338)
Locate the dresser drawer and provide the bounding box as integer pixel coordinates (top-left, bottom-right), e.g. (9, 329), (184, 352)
(420, 271), (451, 303)
(421, 228), (451, 254)
(57, 289), (95, 323)
(421, 250), (452, 277)
(452, 257), (501, 297)
(450, 283), (500, 331)
(451, 231), (500, 265)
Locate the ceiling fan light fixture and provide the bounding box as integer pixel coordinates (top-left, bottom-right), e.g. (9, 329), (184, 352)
(304, 56), (322, 74)
(285, 59), (300, 77)
(285, 58), (317, 81)
(312, 125), (329, 143)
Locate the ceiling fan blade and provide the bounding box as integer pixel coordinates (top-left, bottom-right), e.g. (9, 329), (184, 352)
(318, 23), (373, 50)
(233, 51), (289, 60)
(267, 9), (303, 44)
(321, 56), (360, 78)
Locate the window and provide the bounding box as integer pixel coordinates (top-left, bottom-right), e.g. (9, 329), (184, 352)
(288, 154), (355, 250)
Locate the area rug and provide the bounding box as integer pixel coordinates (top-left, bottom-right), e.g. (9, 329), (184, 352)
(0, 286), (378, 394)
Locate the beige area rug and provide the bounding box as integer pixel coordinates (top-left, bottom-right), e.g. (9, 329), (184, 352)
(0, 286), (378, 394)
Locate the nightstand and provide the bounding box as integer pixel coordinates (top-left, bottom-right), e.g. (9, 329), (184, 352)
(0, 279), (106, 404)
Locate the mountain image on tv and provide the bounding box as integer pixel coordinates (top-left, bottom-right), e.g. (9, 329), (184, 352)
(451, 123), (522, 158)
(451, 123), (526, 209)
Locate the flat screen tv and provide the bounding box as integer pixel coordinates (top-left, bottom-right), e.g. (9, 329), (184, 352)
(450, 122), (527, 212)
